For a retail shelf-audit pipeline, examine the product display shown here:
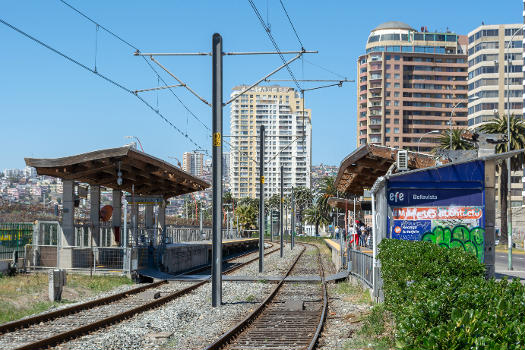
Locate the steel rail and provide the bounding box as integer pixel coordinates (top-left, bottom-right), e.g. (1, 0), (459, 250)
(0, 280), (167, 334)
(7, 243), (279, 350)
(203, 244), (307, 350)
(203, 242), (328, 350)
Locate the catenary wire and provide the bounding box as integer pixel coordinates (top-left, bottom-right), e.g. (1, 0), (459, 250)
(0, 17), (210, 155)
(278, 0), (304, 49)
(247, 0), (302, 92)
(59, 0), (212, 133)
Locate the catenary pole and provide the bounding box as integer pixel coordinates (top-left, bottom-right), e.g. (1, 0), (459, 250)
(259, 125), (265, 273)
(291, 187), (295, 249)
(280, 165), (284, 258)
(211, 33), (223, 307)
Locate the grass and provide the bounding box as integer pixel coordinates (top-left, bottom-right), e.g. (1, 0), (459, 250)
(343, 304), (396, 350)
(335, 281), (372, 305)
(0, 273), (132, 324)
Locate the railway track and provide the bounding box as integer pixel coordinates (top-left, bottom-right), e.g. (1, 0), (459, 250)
(204, 243), (327, 350)
(0, 243), (278, 350)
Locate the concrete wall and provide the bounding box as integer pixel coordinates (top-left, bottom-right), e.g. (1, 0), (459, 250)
(161, 243), (209, 274)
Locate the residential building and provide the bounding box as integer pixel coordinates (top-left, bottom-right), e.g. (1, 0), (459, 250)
(467, 23), (523, 127)
(182, 151), (204, 177)
(357, 21), (468, 153)
(229, 85), (312, 198)
(467, 23), (524, 207)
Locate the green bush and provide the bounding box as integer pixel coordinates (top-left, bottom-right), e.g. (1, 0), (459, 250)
(378, 239), (525, 350)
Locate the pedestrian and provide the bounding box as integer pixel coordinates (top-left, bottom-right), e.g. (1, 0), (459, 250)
(335, 226), (340, 240)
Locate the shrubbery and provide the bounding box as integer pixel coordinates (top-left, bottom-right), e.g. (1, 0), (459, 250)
(378, 239), (525, 350)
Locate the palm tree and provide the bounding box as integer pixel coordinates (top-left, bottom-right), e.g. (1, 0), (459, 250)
(480, 114), (525, 244)
(316, 176), (337, 224)
(304, 201), (329, 236)
(292, 187), (314, 235)
(434, 128), (476, 152)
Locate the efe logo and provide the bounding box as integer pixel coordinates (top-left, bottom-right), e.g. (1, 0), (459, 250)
(389, 191), (404, 203)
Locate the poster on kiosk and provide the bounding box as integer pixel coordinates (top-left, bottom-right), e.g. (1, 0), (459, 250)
(387, 172), (485, 264)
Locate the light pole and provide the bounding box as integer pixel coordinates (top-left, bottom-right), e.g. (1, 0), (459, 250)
(417, 130), (441, 153)
(449, 95), (480, 150)
(504, 25), (523, 270)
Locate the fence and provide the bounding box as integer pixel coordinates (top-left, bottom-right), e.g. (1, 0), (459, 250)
(0, 222), (33, 260)
(25, 244), (130, 272)
(349, 249), (373, 288)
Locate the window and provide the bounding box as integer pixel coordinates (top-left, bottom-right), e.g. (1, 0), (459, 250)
(385, 73), (391, 79)
(394, 110), (400, 115)
(394, 55), (400, 60)
(394, 92), (400, 97)
(394, 119), (399, 124)
(381, 33), (400, 41)
(414, 33), (424, 41)
(394, 128), (399, 133)
(368, 35), (380, 43)
(402, 46), (412, 52)
(394, 83), (400, 88)
(386, 82), (391, 88)
(394, 137), (399, 142)
(394, 64), (400, 69)
(394, 101), (399, 106)
(394, 73), (400, 79)
(386, 128), (391, 133)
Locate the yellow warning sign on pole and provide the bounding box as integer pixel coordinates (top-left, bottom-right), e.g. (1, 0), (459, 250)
(260, 176), (265, 184)
(213, 132), (221, 147)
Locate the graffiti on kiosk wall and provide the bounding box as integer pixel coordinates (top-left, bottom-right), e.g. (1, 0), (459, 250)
(390, 206), (485, 263)
(421, 225), (485, 263)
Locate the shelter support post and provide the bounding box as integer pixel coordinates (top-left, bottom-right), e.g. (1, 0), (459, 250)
(61, 180), (75, 247)
(484, 159), (496, 278)
(90, 185), (101, 247)
(112, 190), (122, 246)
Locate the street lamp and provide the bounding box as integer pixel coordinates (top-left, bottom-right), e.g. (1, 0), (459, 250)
(417, 130), (441, 153)
(504, 25), (524, 270)
(449, 95), (480, 150)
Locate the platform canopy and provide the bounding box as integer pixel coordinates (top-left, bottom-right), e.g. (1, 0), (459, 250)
(25, 146), (209, 199)
(335, 144), (438, 195)
(327, 197), (371, 211)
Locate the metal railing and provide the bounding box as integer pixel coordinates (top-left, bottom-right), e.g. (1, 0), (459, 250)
(0, 222), (33, 260)
(349, 249), (373, 288)
(25, 244), (131, 273)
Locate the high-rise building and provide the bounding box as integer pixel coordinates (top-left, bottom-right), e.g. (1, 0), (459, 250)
(182, 151), (204, 177)
(357, 21), (468, 153)
(467, 24), (523, 128)
(229, 85), (311, 198)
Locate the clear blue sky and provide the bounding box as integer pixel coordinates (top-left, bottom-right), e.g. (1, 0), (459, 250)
(0, 0), (522, 169)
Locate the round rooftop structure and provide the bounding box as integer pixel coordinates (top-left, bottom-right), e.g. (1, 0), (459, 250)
(373, 21), (415, 32)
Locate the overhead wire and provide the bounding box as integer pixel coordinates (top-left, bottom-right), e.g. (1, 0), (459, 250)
(278, 0), (304, 49)
(247, 0), (302, 92)
(58, 0), (212, 133)
(0, 17), (209, 155)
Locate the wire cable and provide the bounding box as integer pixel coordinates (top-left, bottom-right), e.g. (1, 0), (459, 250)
(247, 0), (302, 92)
(278, 0), (304, 49)
(0, 17), (210, 155)
(302, 58), (347, 79)
(59, 0), (212, 132)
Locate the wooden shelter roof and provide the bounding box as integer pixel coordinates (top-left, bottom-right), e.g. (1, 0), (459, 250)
(335, 144), (438, 195)
(327, 197), (372, 211)
(25, 146), (209, 199)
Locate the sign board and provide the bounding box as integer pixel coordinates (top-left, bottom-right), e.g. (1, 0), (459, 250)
(386, 161), (486, 263)
(125, 195), (164, 204)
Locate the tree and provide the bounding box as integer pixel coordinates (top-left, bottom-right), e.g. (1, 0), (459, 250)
(480, 114), (525, 244)
(235, 203), (258, 233)
(292, 187), (314, 235)
(434, 128), (476, 152)
(304, 201), (329, 236)
(315, 176), (337, 225)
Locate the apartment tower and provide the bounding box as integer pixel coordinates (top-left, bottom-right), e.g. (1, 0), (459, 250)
(357, 21), (468, 153)
(182, 151), (204, 177)
(229, 85), (312, 198)
(467, 24), (523, 127)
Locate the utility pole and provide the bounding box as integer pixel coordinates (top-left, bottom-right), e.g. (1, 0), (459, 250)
(211, 33), (223, 307)
(280, 165), (284, 257)
(259, 125), (265, 273)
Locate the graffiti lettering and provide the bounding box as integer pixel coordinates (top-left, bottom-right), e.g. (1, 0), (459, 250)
(421, 225), (485, 263)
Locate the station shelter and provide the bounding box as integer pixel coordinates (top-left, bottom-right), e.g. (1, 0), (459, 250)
(24, 146), (209, 270)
